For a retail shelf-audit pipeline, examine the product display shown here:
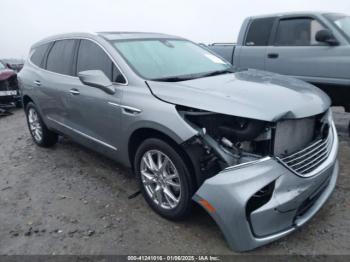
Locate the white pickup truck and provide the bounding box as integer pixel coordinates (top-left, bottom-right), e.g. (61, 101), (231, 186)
(207, 12), (350, 116)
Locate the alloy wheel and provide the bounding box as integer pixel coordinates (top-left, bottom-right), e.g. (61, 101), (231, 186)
(28, 108), (43, 142)
(140, 150), (181, 210)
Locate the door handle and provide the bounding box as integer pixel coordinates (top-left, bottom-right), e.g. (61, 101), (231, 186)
(34, 80), (41, 86)
(69, 88), (80, 95)
(267, 53), (279, 59)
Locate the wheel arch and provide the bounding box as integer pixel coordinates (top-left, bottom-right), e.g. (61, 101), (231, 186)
(22, 95), (48, 127)
(128, 127), (198, 188)
(22, 94), (34, 108)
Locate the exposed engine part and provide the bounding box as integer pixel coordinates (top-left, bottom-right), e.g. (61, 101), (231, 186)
(274, 110), (330, 157)
(274, 118), (315, 156)
(200, 131), (239, 166)
(179, 106), (267, 142)
(221, 137), (233, 148)
(218, 119), (265, 141)
(178, 106), (273, 181)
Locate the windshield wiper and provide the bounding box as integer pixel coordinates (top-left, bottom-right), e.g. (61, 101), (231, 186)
(151, 75), (199, 82)
(200, 67), (235, 78)
(150, 67), (236, 82)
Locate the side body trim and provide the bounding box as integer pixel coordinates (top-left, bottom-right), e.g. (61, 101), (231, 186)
(47, 117), (117, 151)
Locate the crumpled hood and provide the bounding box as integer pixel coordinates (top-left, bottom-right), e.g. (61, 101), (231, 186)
(0, 69), (16, 81)
(147, 69), (331, 122)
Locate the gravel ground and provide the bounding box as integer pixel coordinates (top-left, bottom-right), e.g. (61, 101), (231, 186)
(0, 107), (349, 255)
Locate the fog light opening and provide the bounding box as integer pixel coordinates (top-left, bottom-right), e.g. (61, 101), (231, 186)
(246, 181), (275, 216)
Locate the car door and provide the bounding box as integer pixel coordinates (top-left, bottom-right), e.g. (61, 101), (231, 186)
(39, 39), (78, 125)
(265, 16), (348, 85)
(66, 39), (127, 154)
(24, 42), (52, 114)
(236, 17), (276, 70)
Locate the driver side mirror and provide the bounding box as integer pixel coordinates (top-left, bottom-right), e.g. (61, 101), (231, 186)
(315, 29), (339, 46)
(78, 70), (115, 95)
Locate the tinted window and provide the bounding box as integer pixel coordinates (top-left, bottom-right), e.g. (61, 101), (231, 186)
(77, 40), (125, 83)
(46, 40), (76, 75)
(274, 18), (326, 46)
(31, 43), (50, 68)
(245, 18), (275, 46)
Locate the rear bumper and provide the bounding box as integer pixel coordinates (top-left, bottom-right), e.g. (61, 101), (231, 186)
(193, 123), (339, 252)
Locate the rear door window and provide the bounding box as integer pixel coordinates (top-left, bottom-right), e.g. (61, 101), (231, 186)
(30, 43), (50, 68)
(274, 18), (326, 46)
(46, 40), (76, 75)
(76, 40), (126, 84)
(245, 17), (275, 46)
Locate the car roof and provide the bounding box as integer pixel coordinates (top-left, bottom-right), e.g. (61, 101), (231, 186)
(32, 31), (184, 48)
(97, 31), (184, 40)
(248, 11), (343, 19)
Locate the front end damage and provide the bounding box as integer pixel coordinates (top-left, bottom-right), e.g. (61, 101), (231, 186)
(0, 73), (21, 106)
(178, 106), (339, 252)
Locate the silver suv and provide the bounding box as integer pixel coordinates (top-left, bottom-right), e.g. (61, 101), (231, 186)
(19, 32), (339, 252)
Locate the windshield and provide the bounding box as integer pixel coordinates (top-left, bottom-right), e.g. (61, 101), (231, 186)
(112, 39), (232, 81)
(324, 13), (350, 39)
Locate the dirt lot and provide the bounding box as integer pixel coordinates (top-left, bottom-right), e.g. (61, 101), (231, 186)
(0, 108), (349, 255)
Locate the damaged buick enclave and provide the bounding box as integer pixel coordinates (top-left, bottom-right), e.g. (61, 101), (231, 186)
(19, 32), (338, 252)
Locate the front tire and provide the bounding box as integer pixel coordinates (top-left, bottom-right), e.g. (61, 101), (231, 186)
(25, 102), (58, 147)
(134, 138), (194, 220)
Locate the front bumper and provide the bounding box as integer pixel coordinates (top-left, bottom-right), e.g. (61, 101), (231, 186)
(0, 90), (21, 104)
(193, 123), (339, 252)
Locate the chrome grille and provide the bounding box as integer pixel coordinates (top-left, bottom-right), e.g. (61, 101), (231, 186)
(278, 127), (333, 176)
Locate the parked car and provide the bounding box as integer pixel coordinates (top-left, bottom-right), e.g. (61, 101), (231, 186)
(19, 32), (338, 252)
(7, 63), (24, 73)
(0, 60), (22, 107)
(207, 12), (350, 114)
(0, 59), (24, 72)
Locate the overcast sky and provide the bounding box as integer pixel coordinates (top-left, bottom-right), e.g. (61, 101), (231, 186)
(1, 0), (349, 58)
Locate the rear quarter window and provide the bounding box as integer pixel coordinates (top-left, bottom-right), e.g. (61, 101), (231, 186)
(30, 43), (50, 68)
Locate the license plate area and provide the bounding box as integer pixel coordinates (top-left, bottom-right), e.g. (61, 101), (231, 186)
(0, 90), (17, 96)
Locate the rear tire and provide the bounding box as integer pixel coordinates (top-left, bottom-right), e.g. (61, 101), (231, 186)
(25, 102), (58, 147)
(134, 138), (195, 220)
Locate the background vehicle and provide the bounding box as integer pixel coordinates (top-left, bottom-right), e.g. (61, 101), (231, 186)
(0, 60), (21, 108)
(19, 32), (338, 252)
(1, 59), (25, 73)
(207, 12), (350, 113)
